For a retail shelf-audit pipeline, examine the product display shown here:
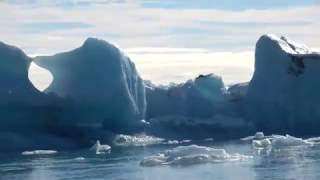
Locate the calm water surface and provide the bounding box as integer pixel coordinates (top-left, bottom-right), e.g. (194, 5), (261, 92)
(1, 141), (320, 180)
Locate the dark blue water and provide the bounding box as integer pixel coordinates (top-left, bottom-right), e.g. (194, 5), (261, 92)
(1, 141), (320, 180)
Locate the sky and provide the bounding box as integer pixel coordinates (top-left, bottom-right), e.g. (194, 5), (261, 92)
(1, 0), (319, 89)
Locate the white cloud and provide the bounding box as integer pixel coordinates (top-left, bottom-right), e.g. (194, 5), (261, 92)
(0, 3), (319, 53)
(0, 2), (319, 85)
(126, 49), (254, 85)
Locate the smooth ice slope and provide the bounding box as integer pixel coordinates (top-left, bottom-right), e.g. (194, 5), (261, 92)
(246, 34), (320, 135)
(34, 38), (146, 133)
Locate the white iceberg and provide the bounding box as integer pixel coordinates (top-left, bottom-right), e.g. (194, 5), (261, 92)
(246, 34), (320, 133)
(34, 38), (146, 133)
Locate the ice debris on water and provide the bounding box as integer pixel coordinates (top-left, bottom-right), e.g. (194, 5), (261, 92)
(114, 134), (165, 146)
(74, 157), (85, 161)
(21, 150), (57, 155)
(242, 132), (318, 150)
(90, 140), (111, 155)
(140, 145), (252, 167)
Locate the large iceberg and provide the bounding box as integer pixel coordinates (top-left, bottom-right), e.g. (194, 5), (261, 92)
(0, 38), (146, 151)
(145, 73), (227, 118)
(0, 41), (60, 151)
(245, 34), (320, 135)
(0, 41), (42, 101)
(145, 74), (253, 139)
(34, 38), (146, 133)
(1, 34), (320, 152)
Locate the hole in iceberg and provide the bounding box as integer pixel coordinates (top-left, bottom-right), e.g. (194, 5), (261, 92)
(28, 62), (53, 91)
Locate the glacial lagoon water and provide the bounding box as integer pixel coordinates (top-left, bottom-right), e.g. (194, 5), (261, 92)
(2, 138), (320, 180)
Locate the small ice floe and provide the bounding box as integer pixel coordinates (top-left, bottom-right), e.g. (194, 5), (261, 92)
(271, 134), (313, 148)
(180, 139), (192, 143)
(252, 132), (272, 149)
(140, 145), (252, 167)
(166, 140), (180, 145)
(241, 132), (269, 141)
(114, 134), (164, 147)
(140, 119), (150, 125)
(22, 150), (57, 156)
(242, 132), (315, 150)
(305, 137), (320, 144)
(164, 139), (192, 145)
(204, 138), (214, 142)
(90, 140), (111, 155)
(74, 157), (85, 161)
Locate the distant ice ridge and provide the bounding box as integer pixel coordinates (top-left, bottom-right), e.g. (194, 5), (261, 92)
(22, 150), (57, 155)
(145, 74), (253, 139)
(140, 145), (252, 167)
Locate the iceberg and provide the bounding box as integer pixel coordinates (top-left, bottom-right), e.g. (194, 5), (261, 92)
(145, 74), (227, 119)
(1, 34), (320, 152)
(34, 38), (146, 133)
(145, 74), (253, 139)
(246, 34), (320, 135)
(0, 38), (147, 152)
(0, 41), (66, 152)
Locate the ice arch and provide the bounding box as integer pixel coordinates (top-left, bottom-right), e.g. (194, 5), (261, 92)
(28, 62), (53, 91)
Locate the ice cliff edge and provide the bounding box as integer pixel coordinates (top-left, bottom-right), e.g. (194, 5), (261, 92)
(246, 34), (320, 135)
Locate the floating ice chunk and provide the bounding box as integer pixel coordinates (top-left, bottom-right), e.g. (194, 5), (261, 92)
(90, 140), (111, 154)
(140, 154), (168, 166)
(166, 140), (180, 145)
(21, 150), (57, 155)
(204, 138), (214, 141)
(271, 134), (313, 148)
(140, 119), (150, 125)
(180, 140), (192, 143)
(140, 145), (252, 167)
(305, 137), (320, 144)
(252, 139), (272, 149)
(114, 134), (164, 146)
(74, 157), (85, 161)
(241, 132), (266, 141)
(163, 139), (191, 145)
(242, 132), (313, 149)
